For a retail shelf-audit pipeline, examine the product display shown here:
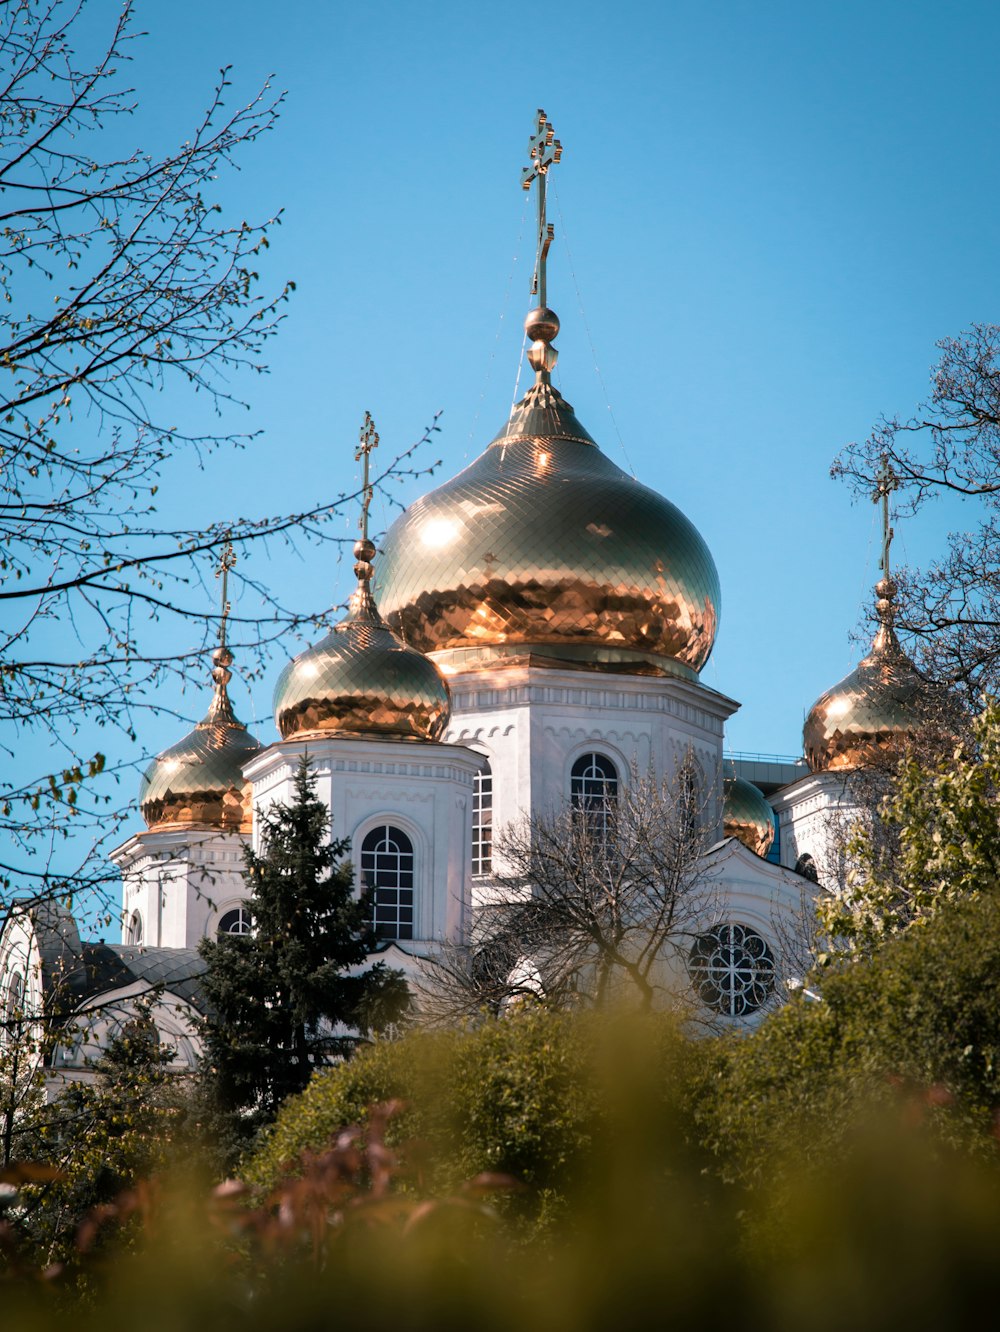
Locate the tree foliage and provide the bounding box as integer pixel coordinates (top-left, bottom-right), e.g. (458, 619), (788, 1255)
(5, 999), (180, 1274)
(6, 900), (1000, 1323)
(707, 884), (1000, 1197)
(817, 697), (1000, 960)
(196, 758), (408, 1158)
(245, 1006), (702, 1233)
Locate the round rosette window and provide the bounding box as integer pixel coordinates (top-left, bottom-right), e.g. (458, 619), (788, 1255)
(688, 923), (775, 1017)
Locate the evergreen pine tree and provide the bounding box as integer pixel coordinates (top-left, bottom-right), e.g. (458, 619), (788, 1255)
(197, 757), (408, 1152)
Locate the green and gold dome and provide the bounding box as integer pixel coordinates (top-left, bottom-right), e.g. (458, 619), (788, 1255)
(803, 576), (933, 773)
(139, 645), (262, 833)
(273, 536), (451, 743)
(723, 775), (775, 859)
(376, 306), (720, 678)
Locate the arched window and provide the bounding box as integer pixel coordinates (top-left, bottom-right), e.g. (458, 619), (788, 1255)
(361, 825), (414, 942)
(571, 752), (618, 807)
(570, 752), (618, 839)
(472, 762), (493, 877)
(218, 906), (252, 936)
(127, 910), (143, 947)
(3, 971), (24, 1039)
(688, 923), (775, 1018)
(795, 853), (819, 884)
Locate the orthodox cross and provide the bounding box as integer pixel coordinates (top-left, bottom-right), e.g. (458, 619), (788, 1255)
(214, 539), (236, 647)
(521, 108), (562, 307)
(874, 454), (897, 579)
(356, 410), (380, 542)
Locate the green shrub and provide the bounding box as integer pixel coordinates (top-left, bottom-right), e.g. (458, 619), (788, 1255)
(707, 886), (1000, 1190)
(246, 1007), (709, 1234)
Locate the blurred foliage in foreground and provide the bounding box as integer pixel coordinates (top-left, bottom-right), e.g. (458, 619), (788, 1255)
(4, 890), (1000, 1327)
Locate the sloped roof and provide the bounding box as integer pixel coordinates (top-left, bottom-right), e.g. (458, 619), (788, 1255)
(81, 942), (208, 1012)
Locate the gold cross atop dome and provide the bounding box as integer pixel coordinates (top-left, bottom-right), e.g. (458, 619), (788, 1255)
(519, 110), (564, 385)
(356, 410), (380, 544)
(874, 453), (897, 582)
(872, 454), (899, 630)
(214, 538), (236, 649)
(521, 109), (562, 308)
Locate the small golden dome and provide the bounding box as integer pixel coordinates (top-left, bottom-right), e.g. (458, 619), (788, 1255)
(803, 579), (931, 772)
(140, 647), (262, 833)
(273, 539), (451, 743)
(376, 309), (720, 677)
(723, 776), (775, 858)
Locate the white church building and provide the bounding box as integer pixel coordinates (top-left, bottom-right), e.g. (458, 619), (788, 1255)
(0, 114), (935, 1076)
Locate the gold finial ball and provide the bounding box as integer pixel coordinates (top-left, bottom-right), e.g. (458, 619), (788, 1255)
(524, 306), (560, 344)
(354, 537), (376, 563)
(875, 577), (897, 621)
(211, 645), (234, 687)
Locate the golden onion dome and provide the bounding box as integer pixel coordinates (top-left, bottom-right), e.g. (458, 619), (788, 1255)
(803, 577), (932, 772)
(140, 646), (262, 833)
(723, 775), (775, 859)
(375, 307), (720, 678)
(273, 537), (451, 742)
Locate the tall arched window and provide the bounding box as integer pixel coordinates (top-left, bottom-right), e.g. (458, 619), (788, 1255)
(472, 762), (493, 877)
(361, 825), (414, 942)
(3, 971), (24, 1042)
(218, 906), (252, 936)
(571, 752), (619, 841)
(127, 910), (143, 946)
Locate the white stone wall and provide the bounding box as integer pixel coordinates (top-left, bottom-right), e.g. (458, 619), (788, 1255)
(685, 839), (819, 1026)
(0, 908), (43, 1034)
(244, 735), (485, 951)
(444, 663), (739, 862)
(49, 983), (202, 1087)
(770, 770), (860, 890)
(110, 829), (250, 949)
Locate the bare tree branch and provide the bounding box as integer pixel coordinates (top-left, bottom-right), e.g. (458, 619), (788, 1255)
(834, 324), (1000, 702)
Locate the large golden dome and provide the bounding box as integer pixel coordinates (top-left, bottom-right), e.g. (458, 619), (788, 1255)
(803, 578), (932, 772)
(273, 538), (451, 742)
(376, 309), (720, 677)
(140, 647), (262, 833)
(723, 775), (775, 858)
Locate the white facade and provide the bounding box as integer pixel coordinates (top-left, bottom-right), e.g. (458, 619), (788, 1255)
(244, 733), (486, 954)
(446, 661), (738, 855)
(49, 982), (202, 1088)
(770, 769), (860, 889)
(110, 827), (250, 950)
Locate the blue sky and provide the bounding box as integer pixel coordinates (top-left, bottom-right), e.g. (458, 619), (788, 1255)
(14, 0), (1000, 880)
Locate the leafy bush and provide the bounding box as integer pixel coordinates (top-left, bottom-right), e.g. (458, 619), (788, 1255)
(246, 1007), (710, 1233)
(6, 1015), (1000, 1330)
(707, 885), (1000, 1189)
